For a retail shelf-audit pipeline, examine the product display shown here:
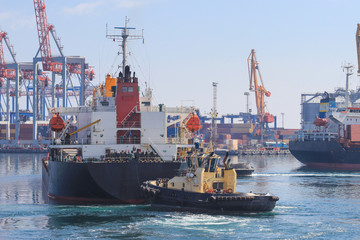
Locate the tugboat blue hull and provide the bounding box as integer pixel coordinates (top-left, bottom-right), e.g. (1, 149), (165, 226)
(142, 182), (278, 213)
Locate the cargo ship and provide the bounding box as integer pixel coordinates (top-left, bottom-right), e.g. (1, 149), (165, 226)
(290, 92), (360, 170)
(42, 23), (202, 204)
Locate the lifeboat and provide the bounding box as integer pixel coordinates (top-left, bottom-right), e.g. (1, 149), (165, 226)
(313, 117), (327, 127)
(186, 114), (201, 132)
(50, 113), (65, 132)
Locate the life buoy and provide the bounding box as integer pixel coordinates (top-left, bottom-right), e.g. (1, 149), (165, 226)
(227, 188), (233, 194)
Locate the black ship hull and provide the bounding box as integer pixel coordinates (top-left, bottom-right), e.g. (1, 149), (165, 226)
(141, 182), (278, 213)
(42, 159), (182, 204)
(289, 140), (360, 170)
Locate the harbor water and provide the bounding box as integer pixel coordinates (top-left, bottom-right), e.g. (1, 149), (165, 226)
(1, 154), (360, 239)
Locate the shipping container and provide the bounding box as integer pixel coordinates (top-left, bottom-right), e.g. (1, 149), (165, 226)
(230, 128), (252, 134)
(347, 125), (360, 142)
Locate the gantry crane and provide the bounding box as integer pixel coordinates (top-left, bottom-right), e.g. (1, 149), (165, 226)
(0, 32), (16, 81)
(247, 49), (277, 146)
(33, 0), (95, 78)
(32, 0), (95, 146)
(33, 0), (62, 72)
(0, 31), (20, 144)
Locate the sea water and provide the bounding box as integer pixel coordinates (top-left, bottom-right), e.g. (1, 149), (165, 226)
(0, 153), (360, 239)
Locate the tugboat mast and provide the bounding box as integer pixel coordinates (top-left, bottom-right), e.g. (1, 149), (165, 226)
(106, 16), (144, 75)
(208, 82), (218, 152)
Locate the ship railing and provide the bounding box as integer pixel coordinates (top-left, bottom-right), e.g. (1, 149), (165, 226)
(119, 106), (138, 127)
(150, 106), (194, 113)
(50, 138), (92, 145)
(297, 131), (338, 141)
(51, 155), (170, 163)
(50, 106), (91, 114)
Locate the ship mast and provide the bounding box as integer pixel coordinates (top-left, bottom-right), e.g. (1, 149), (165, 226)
(106, 17), (143, 75)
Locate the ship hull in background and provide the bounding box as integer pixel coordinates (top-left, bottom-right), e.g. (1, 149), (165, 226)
(289, 140), (360, 170)
(42, 160), (182, 204)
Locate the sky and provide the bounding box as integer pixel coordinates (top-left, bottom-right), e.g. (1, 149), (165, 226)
(1, 0), (360, 129)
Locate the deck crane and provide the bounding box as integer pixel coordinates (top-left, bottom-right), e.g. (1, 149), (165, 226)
(247, 49), (277, 146)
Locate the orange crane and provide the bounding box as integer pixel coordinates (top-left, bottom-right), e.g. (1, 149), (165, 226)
(247, 49), (274, 123)
(356, 24), (360, 73)
(247, 49), (277, 146)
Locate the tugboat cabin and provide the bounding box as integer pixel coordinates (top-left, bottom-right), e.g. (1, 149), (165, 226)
(167, 154), (236, 194)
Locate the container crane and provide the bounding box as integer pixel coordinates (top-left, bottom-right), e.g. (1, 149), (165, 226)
(0, 32), (16, 81)
(0, 31), (21, 144)
(247, 49), (277, 146)
(32, 0), (95, 147)
(33, 0), (63, 72)
(33, 0), (95, 80)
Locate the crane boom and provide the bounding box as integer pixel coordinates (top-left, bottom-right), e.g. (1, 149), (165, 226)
(0, 31), (16, 79)
(356, 24), (360, 73)
(0, 32), (5, 75)
(69, 119), (101, 136)
(33, 0), (53, 71)
(247, 49), (271, 121)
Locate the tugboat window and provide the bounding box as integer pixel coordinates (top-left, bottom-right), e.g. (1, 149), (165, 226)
(197, 157), (203, 167)
(204, 159), (210, 172)
(122, 87), (127, 92)
(128, 86), (133, 92)
(186, 157), (192, 168)
(213, 182), (223, 190)
(209, 158), (218, 172)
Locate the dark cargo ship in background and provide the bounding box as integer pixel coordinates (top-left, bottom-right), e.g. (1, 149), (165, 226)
(290, 89), (360, 170)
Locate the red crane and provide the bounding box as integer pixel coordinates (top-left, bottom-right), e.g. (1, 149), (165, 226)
(0, 31), (16, 84)
(33, 0), (94, 81)
(33, 0), (62, 72)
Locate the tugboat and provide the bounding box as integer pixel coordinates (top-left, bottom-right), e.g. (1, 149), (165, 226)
(141, 152), (279, 213)
(218, 161), (255, 176)
(230, 163), (255, 176)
